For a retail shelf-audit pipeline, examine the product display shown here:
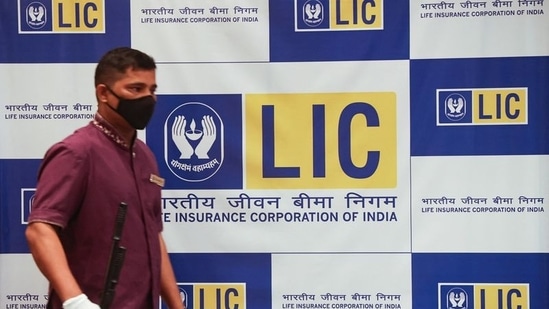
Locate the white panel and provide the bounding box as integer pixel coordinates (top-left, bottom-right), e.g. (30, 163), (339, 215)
(0, 254), (48, 307)
(412, 155), (549, 252)
(0, 64), (96, 159)
(156, 60), (409, 94)
(159, 60), (411, 253)
(131, 0), (270, 63)
(272, 253), (411, 308)
(410, 1), (549, 59)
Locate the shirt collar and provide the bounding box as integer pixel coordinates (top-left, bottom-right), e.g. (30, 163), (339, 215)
(92, 113), (135, 150)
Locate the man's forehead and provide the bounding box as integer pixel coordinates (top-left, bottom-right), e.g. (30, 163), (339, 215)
(115, 67), (156, 84)
(122, 66), (156, 76)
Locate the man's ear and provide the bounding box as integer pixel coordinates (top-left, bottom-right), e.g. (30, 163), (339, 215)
(96, 84), (109, 103)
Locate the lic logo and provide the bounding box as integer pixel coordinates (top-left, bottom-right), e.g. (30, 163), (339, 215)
(295, 0), (383, 31)
(164, 283), (246, 309)
(164, 102), (224, 182)
(302, 0), (324, 27)
(444, 93), (467, 122)
(25, 1), (47, 29)
(19, 0), (105, 33)
(437, 88), (527, 126)
(439, 283), (529, 309)
(446, 288), (468, 309)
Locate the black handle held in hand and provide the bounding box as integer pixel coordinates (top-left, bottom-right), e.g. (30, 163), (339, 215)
(100, 202), (128, 309)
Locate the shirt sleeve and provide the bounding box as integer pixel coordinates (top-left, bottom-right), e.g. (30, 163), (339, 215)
(28, 141), (88, 229)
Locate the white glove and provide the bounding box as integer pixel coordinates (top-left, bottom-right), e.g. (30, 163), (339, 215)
(62, 294), (100, 309)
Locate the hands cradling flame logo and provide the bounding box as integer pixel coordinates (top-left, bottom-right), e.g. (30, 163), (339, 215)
(172, 115), (217, 159)
(448, 290), (467, 309)
(28, 5), (45, 22)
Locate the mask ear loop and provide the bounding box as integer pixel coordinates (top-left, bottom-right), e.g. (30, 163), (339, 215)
(102, 85), (123, 113)
(104, 84), (123, 100)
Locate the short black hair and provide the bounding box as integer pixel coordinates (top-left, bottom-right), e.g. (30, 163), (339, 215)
(94, 47), (156, 86)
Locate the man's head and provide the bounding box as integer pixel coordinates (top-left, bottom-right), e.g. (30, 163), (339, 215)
(94, 47), (156, 87)
(95, 47), (158, 131)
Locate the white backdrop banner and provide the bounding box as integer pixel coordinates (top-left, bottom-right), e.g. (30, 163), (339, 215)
(1, 1), (548, 309)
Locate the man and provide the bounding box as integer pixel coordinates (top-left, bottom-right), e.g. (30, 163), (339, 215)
(25, 47), (184, 309)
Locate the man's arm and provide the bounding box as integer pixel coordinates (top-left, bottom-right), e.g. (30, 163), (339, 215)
(25, 222), (83, 301)
(159, 234), (185, 309)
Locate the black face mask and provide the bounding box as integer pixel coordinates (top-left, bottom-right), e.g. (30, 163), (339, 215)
(104, 86), (156, 130)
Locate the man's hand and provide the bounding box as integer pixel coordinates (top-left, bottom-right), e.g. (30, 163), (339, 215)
(62, 294), (100, 309)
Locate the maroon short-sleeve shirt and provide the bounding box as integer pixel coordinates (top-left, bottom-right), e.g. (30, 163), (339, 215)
(29, 114), (163, 309)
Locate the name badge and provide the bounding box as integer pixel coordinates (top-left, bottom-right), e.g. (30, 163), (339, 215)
(149, 174), (165, 187)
